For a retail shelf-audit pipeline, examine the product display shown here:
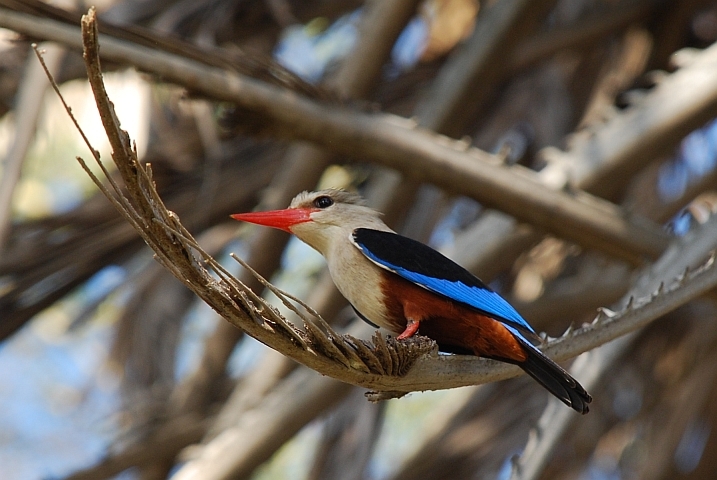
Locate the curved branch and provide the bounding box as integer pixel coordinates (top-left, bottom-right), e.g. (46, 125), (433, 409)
(41, 9), (717, 399)
(509, 213), (717, 480)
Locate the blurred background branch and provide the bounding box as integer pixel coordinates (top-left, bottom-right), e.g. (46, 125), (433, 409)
(3, 0), (717, 479)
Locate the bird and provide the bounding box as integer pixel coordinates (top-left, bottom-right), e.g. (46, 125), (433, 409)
(231, 189), (592, 414)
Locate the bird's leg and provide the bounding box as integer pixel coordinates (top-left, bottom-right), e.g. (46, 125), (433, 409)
(397, 301), (424, 339)
(397, 318), (420, 340)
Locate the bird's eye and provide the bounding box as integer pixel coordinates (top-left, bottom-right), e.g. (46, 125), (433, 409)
(313, 196), (334, 209)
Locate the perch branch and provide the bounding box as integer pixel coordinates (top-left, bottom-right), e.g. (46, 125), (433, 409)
(509, 212), (717, 480)
(37, 9), (717, 398)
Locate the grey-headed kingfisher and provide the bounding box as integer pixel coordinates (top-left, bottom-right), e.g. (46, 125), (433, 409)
(232, 189), (592, 414)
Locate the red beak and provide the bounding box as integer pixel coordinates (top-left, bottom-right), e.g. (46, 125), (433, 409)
(230, 208), (316, 233)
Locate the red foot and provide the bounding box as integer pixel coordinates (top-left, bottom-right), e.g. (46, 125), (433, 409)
(397, 320), (419, 340)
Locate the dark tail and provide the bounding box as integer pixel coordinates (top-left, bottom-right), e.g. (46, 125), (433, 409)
(519, 347), (592, 414)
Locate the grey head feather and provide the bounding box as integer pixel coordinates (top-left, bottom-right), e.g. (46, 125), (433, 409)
(290, 189), (367, 209)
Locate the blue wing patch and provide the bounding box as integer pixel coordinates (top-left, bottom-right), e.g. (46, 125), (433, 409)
(351, 229), (538, 340)
(391, 268), (534, 333)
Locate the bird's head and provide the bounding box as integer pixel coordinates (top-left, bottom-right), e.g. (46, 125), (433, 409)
(231, 189), (389, 255)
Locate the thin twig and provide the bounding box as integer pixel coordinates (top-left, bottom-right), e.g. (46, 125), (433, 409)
(31, 44), (143, 231)
(0, 42), (65, 252)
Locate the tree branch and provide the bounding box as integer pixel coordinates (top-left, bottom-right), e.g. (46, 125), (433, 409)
(64, 414), (207, 480)
(36, 9), (717, 400)
(168, 0), (422, 416)
(509, 212), (717, 480)
(0, 6), (671, 263)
